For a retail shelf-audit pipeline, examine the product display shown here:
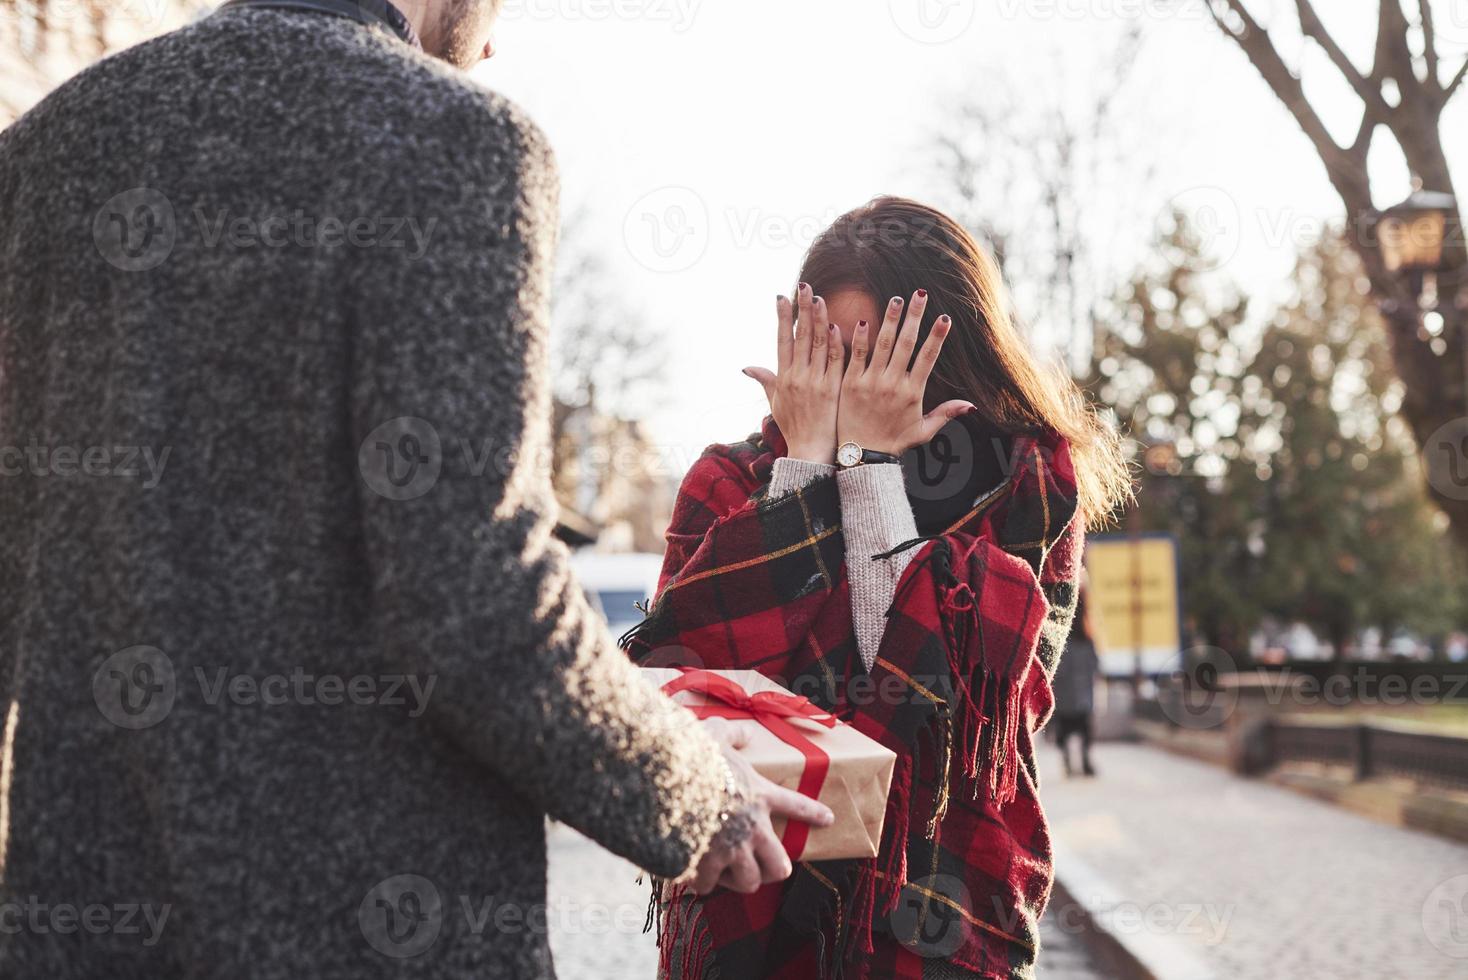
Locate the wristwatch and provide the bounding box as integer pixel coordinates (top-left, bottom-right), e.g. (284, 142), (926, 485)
(836, 441), (902, 469)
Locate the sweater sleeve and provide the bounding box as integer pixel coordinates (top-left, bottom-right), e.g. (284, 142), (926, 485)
(836, 464), (921, 671)
(347, 95), (724, 880)
(768, 456), (836, 498)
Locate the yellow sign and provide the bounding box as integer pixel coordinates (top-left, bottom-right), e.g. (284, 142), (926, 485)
(1084, 535), (1181, 670)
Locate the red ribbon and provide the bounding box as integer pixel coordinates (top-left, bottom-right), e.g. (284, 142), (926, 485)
(661, 668), (836, 861)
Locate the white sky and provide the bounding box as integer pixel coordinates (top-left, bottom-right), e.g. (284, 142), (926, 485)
(474, 0), (1468, 473)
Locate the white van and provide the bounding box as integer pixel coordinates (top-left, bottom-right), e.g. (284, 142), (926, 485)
(570, 551), (664, 639)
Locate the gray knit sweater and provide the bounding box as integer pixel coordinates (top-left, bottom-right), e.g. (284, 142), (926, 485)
(0, 9), (726, 979)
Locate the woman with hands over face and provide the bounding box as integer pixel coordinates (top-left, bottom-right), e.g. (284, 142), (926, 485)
(628, 197), (1131, 980)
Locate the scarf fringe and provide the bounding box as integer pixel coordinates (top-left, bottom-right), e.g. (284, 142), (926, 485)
(940, 580), (1023, 809)
(646, 877), (720, 979)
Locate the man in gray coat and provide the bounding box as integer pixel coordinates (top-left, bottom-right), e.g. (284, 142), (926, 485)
(0, 1), (829, 976)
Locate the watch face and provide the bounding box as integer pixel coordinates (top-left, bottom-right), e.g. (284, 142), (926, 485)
(837, 442), (862, 467)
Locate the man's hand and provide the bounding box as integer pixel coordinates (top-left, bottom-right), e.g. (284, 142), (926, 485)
(685, 718), (835, 895)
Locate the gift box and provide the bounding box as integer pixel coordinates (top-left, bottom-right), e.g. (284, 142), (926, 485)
(643, 667), (897, 862)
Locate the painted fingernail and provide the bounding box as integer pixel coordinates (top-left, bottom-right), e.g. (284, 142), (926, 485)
(939, 315), (951, 325)
(891, 297), (903, 307)
(799, 282), (810, 294)
(917, 289), (928, 299)
(858, 320), (869, 329)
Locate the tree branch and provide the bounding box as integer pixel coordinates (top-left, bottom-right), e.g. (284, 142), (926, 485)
(1419, 0), (1439, 86)
(1210, 0), (1373, 212)
(1448, 59), (1468, 101)
(1294, 0), (1394, 122)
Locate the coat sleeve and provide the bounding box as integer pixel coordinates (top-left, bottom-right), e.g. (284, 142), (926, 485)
(624, 449), (845, 665)
(345, 92), (724, 880)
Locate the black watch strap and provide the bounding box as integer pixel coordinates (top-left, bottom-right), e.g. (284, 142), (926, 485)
(861, 449), (902, 466)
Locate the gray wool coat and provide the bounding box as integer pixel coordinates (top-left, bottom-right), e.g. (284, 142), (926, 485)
(0, 9), (726, 978)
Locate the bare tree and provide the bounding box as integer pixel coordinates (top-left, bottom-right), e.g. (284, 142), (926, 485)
(1205, 0), (1468, 549)
(549, 207), (667, 419)
(933, 26), (1157, 369)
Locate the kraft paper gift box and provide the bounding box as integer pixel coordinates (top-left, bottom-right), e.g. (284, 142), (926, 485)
(642, 667), (897, 862)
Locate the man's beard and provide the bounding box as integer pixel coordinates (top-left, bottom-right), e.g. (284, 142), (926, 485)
(424, 0), (494, 68)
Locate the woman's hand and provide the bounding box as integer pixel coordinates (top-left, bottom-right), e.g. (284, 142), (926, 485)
(837, 289), (976, 457)
(743, 284), (846, 464)
(687, 718), (835, 895)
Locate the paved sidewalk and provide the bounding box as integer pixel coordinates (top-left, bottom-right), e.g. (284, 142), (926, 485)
(1037, 741), (1468, 979)
(546, 820), (1108, 979)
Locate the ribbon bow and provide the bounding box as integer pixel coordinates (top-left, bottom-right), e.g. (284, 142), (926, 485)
(661, 668), (836, 860)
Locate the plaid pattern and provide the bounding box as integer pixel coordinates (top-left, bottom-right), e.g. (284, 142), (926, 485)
(625, 417), (1083, 980)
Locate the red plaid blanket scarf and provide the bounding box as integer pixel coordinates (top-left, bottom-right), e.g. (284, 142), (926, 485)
(622, 417), (1083, 980)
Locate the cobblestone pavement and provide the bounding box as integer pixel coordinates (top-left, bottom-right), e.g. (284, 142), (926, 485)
(546, 820), (1107, 979)
(1036, 740), (1468, 979)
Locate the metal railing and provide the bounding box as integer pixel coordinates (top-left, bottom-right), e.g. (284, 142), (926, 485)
(1266, 718), (1468, 792)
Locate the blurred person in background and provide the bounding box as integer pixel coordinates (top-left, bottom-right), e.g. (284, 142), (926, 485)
(624, 197), (1131, 980)
(1051, 575), (1101, 778)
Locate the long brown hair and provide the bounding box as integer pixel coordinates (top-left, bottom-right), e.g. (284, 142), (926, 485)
(797, 196), (1131, 528)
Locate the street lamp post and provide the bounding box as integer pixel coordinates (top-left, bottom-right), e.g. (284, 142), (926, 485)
(1375, 189), (1463, 415)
